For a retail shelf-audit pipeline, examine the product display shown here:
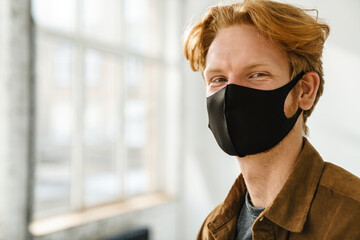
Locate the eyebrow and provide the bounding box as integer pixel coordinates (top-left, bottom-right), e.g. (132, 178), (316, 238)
(243, 62), (271, 69)
(204, 62), (271, 76)
(204, 68), (222, 76)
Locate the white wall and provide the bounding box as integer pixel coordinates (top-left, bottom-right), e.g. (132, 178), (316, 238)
(0, 0), (32, 239)
(181, 0), (360, 239)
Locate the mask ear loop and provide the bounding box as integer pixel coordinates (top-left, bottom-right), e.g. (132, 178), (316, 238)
(280, 71), (305, 93)
(282, 72), (305, 119)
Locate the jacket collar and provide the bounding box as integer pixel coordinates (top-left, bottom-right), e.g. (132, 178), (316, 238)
(207, 138), (324, 234)
(264, 138), (324, 232)
(207, 174), (246, 233)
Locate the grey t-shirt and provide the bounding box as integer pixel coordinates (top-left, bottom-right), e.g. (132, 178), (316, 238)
(235, 191), (265, 240)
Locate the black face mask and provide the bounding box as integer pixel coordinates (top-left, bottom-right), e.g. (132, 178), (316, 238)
(207, 72), (304, 157)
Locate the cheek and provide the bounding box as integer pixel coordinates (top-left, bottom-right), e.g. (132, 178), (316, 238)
(206, 85), (226, 97)
(206, 86), (214, 97)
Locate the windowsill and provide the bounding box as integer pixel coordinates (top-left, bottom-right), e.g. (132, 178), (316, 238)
(29, 192), (175, 237)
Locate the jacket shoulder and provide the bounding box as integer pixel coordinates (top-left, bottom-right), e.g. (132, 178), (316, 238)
(320, 162), (360, 204)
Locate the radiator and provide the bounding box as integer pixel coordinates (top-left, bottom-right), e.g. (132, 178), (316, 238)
(105, 228), (149, 240)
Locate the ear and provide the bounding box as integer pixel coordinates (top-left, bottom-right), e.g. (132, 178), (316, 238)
(298, 71), (320, 111)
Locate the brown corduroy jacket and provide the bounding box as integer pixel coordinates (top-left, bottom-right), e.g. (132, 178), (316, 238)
(197, 138), (360, 240)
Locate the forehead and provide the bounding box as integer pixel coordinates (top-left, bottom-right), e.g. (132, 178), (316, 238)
(205, 24), (288, 73)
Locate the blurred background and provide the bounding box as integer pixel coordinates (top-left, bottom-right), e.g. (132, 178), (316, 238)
(0, 0), (359, 239)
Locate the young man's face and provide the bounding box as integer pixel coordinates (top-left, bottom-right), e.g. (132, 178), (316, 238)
(204, 24), (291, 97)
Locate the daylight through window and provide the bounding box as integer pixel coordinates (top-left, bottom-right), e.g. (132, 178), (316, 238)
(32, 0), (164, 218)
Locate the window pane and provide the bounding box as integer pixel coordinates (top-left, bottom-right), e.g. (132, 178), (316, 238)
(34, 36), (75, 216)
(81, 0), (120, 44)
(32, 0), (166, 216)
(123, 57), (161, 196)
(32, 0), (76, 32)
(123, 0), (161, 56)
(83, 49), (121, 206)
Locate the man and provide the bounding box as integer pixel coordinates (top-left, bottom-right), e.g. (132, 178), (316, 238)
(183, 0), (360, 239)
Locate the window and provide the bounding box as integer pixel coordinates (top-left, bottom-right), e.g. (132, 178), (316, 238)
(32, 0), (165, 218)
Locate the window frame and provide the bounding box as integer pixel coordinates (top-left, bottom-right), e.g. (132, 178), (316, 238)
(32, 0), (169, 219)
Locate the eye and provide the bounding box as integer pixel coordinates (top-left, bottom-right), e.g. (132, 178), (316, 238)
(207, 77), (227, 86)
(206, 77), (227, 96)
(250, 72), (266, 78)
(213, 77), (227, 83)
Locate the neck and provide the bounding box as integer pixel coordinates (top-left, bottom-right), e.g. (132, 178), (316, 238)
(236, 121), (303, 208)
